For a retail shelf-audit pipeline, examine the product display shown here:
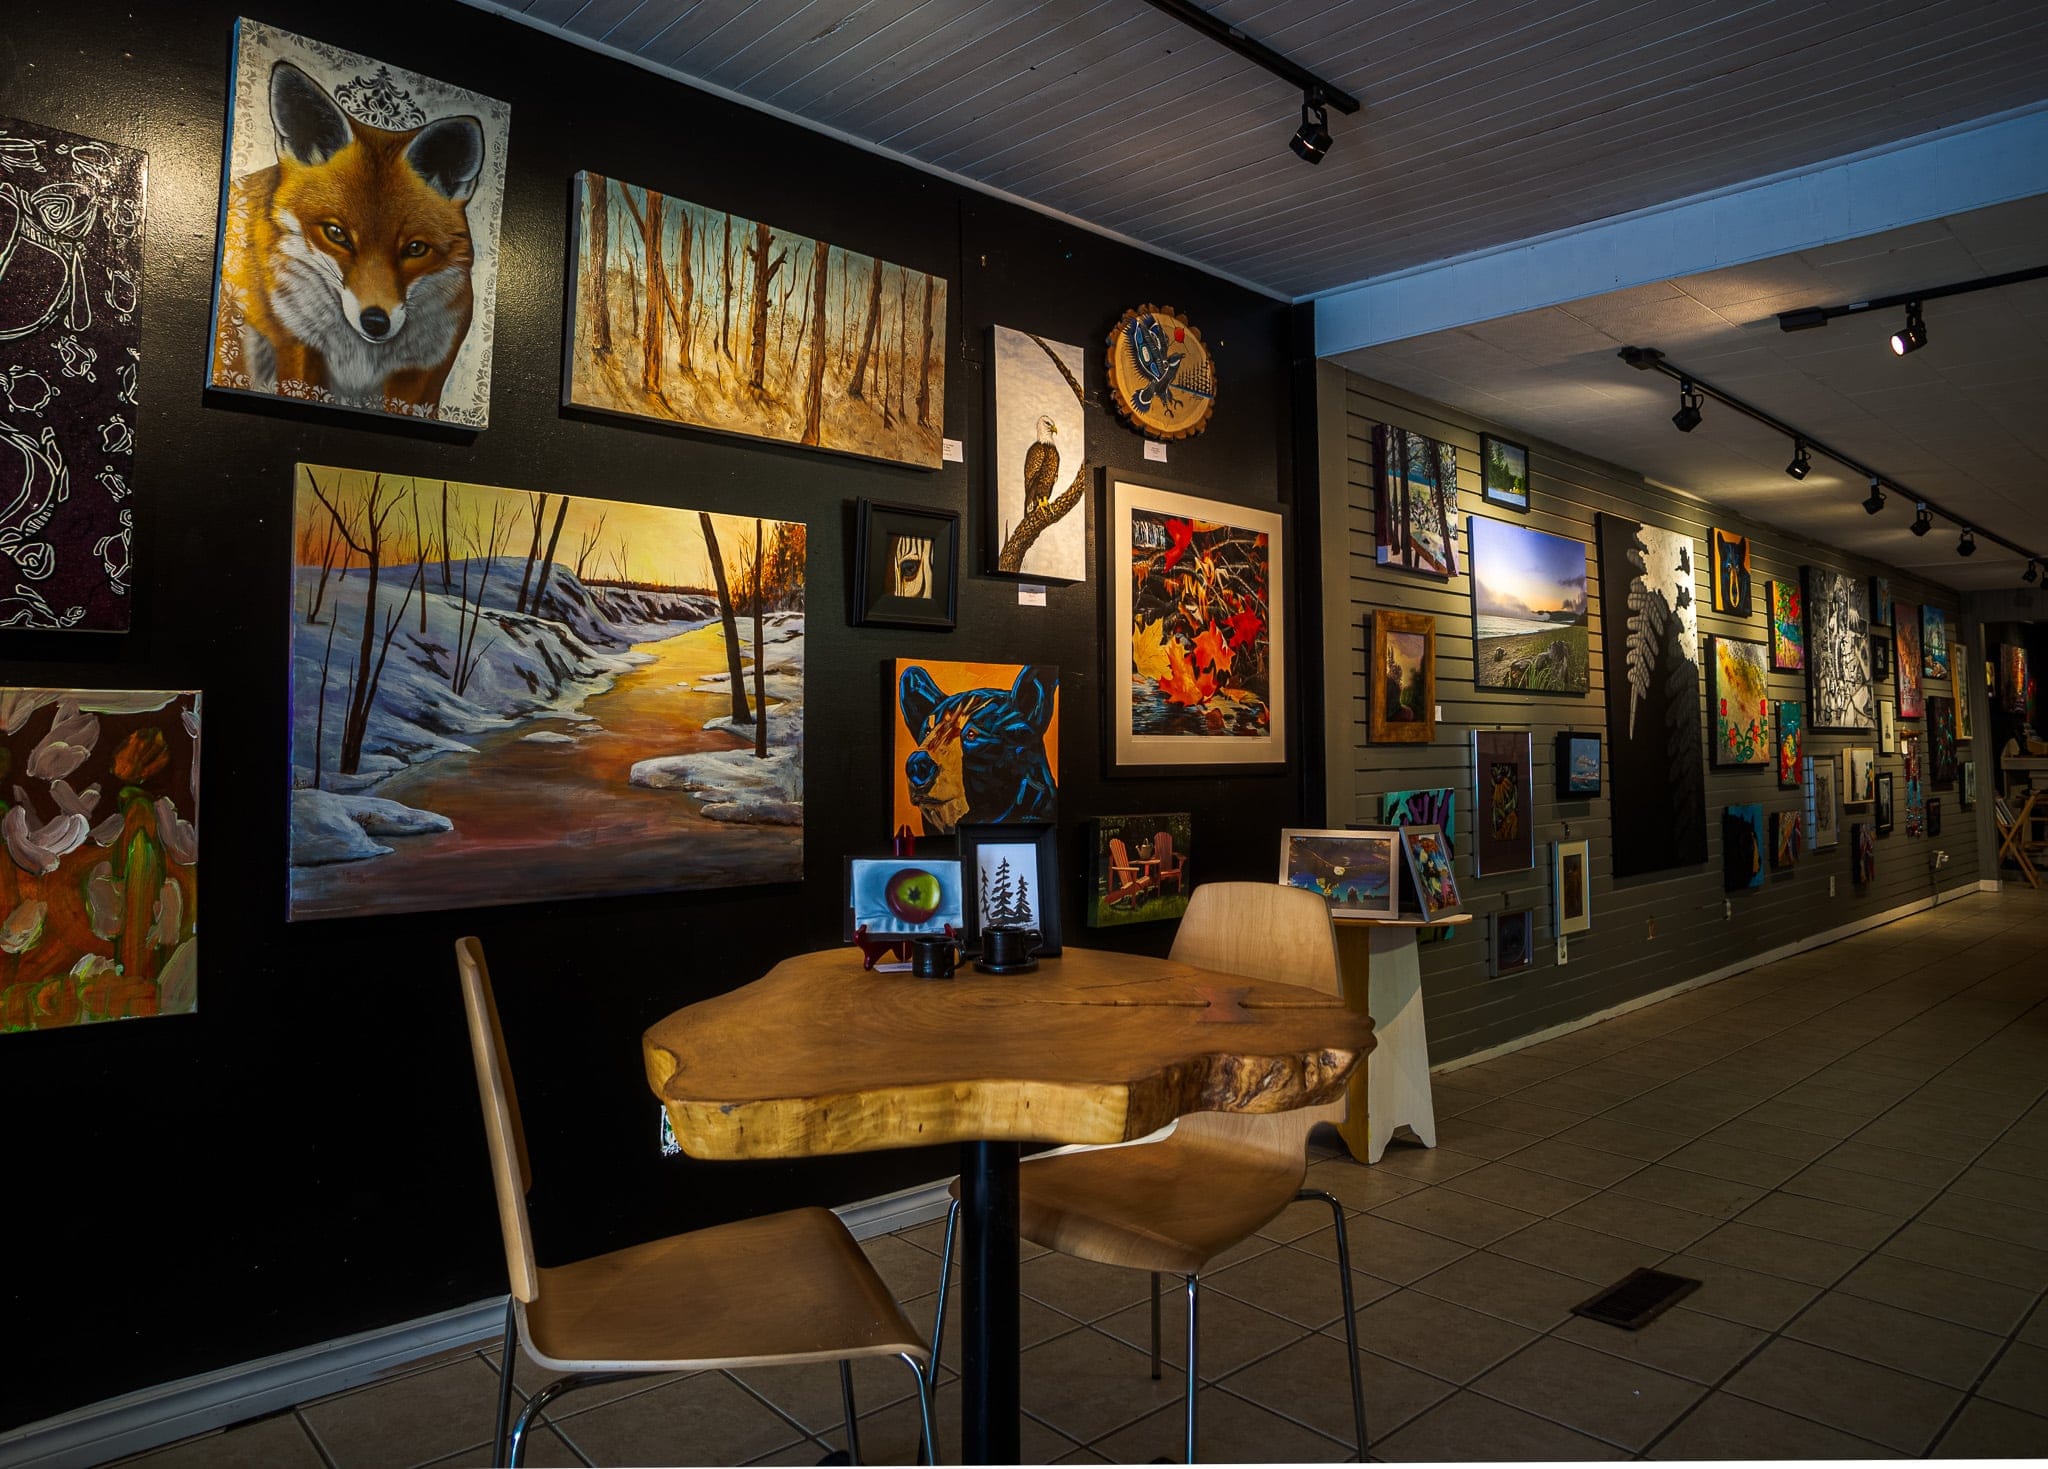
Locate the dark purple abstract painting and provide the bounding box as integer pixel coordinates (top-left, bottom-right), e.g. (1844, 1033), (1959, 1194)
(0, 117), (146, 632)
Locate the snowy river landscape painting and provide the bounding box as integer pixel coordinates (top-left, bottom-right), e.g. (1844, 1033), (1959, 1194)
(288, 465), (803, 921)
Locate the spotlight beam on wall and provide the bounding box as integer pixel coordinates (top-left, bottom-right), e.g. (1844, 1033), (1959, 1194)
(1617, 345), (2045, 570)
(1775, 263), (2048, 334)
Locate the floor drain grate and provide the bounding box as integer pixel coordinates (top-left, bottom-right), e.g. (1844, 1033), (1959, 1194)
(1570, 1267), (1702, 1330)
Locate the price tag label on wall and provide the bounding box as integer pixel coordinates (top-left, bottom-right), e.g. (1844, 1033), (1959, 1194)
(942, 438), (964, 463)
(1143, 441), (1167, 462)
(1017, 584), (1047, 607)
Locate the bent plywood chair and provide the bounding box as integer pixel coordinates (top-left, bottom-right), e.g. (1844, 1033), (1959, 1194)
(924, 884), (1369, 1463)
(454, 938), (937, 1466)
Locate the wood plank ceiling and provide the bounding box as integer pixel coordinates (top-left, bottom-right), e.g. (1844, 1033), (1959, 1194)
(467, 0), (2048, 300)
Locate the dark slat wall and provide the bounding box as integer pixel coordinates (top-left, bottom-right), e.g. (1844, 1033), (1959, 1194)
(1317, 366), (1983, 1066)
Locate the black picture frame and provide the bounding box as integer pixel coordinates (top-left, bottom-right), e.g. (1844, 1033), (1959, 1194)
(853, 499), (959, 629)
(1871, 633), (1891, 683)
(957, 822), (1062, 954)
(1555, 730), (1602, 799)
(1875, 772), (1895, 835)
(1480, 433), (1531, 514)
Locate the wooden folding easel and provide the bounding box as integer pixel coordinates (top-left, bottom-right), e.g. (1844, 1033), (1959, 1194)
(1996, 791), (2042, 889)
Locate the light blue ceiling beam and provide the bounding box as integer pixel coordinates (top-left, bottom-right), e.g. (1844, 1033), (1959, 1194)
(1313, 103), (2048, 357)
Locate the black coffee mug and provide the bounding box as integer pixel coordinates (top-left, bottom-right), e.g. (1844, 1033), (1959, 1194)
(909, 934), (960, 979)
(981, 926), (1042, 969)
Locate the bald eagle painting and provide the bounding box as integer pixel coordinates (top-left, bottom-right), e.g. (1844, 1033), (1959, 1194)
(991, 325), (1086, 582)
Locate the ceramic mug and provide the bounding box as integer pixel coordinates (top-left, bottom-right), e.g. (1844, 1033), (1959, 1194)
(981, 926), (1042, 969)
(909, 933), (960, 979)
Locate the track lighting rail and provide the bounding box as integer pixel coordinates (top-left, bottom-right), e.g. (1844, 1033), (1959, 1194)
(1138, 0), (1361, 113)
(1618, 345), (2044, 575)
(1776, 264), (2048, 332)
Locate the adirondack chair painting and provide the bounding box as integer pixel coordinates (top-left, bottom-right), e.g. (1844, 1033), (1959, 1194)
(1087, 813), (1193, 926)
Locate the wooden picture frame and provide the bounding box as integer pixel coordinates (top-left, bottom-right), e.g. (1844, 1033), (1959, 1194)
(1105, 476), (1285, 775)
(958, 822), (1061, 954)
(853, 499), (959, 629)
(1479, 434), (1530, 513)
(1279, 827), (1403, 920)
(1555, 731), (1602, 799)
(1369, 610), (1436, 743)
(1553, 839), (1592, 935)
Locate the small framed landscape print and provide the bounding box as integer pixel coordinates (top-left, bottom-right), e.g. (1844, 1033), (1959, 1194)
(959, 822), (1061, 954)
(1108, 477), (1284, 774)
(1845, 746), (1877, 806)
(843, 855), (965, 941)
(1555, 731), (1601, 799)
(1369, 610), (1436, 744)
(853, 500), (959, 629)
(1399, 825), (1461, 918)
(1480, 434), (1530, 513)
(1280, 827), (1403, 920)
(1490, 909), (1535, 976)
(1553, 839), (1592, 935)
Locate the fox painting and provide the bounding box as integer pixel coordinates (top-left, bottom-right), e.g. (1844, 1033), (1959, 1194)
(209, 21), (508, 427)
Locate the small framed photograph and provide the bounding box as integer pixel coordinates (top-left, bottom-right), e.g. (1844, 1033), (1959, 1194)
(1553, 839), (1592, 935)
(1480, 434), (1530, 513)
(1369, 610), (1436, 744)
(1879, 700), (1897, 756)
(853, 499), (959, 629)
(1280, 827), (1403, 920)
(1400, 824), (1462, 919)
(1845, 746), (1877, 806)
(958, 822), (1061, 953)
(1961, 760), (1977, 809)
(843, 855), (964, 941)
(1555, 730), (1601, 799)
(1490, 908), (1535, 976)
(1808, 754), (1840, 850)
(1871, 633), (1891, 683)
(1875, 771), (1895, 834)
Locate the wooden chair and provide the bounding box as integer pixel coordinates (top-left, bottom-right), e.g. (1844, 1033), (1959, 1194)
(923, 885), (1368, 1462)
(1153, 829), (1187, 896)
(1105, 837), (1150, 909)
(454, 938), (938, 1466)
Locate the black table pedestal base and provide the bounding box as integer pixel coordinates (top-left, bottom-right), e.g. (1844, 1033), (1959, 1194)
(959, 1141), (1021, 1465)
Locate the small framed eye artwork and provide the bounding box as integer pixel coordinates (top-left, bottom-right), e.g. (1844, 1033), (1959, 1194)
(853, 499), (959, 630)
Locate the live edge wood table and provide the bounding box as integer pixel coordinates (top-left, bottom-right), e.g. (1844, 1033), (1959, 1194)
(643, 947), (1375, 1465)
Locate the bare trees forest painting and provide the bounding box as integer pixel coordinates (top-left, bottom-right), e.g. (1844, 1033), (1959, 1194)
(565, 172), (948, 470)
(287, 464), (804, 921)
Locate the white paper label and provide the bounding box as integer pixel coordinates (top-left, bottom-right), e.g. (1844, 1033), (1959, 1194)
(942, 438), (964, 463)
(1435, 704), (1444, 721)
(1017, 584), (1047, 607)
(1143, 440), (1167, 462)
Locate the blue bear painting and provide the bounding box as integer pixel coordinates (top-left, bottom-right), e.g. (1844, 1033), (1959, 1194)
(893, 660), (1058, 836)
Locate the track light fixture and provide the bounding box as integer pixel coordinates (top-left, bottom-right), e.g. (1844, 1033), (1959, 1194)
(1911, 502), (1933, 536)
(1862, 477), (1886, 515)
(2024, 560), (2040, 585)
(1785, 440), (1812, 479)
(1890, 301), (1927, 356)
(1289, 92), (1332, 164)
(1958, 527), (1976, 557)
(1671, 380), (1703, 433)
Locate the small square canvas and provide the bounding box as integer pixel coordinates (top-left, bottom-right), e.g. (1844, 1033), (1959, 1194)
(1490, 908), (1535, 976)
(1845, 746), (1878, 806)
(1769, 581), (1805, 671)
(1776, 701), (1804, 789)
(1400, 824), (1460, 918)
(1921, 606), (1949, 681)
(1472, 729), (1534, 876)
(1280, 827), (1402, 920)
(1723, 804), (1765, 891)
(1553, 839), (1591, 935)
(843, 857), (964, 940)
(1555, 731), (1601, 799)
(1710, 637), (1771, 767)
(1711, 529), (1752, 616)
(1086, 813), (1191, 927)
(1770, 810), (1802, 869)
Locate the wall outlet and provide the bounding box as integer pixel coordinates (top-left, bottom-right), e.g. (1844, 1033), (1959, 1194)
(1557, 933), (1568, 965)
(1829, 875), (1837, 897)
(1723, 899), (1731, 920)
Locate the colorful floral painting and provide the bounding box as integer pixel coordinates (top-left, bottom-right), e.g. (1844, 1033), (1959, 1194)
(1777, 700), (1804, 789)
(1769, 580), (1804, 671)
(1921, 605), (1950, 681)
(1895, 603), (1925, 719)
(1108, 481), (1282, 772)
(1711, 636), (1770, 767)
(1, 689), (199, 1032)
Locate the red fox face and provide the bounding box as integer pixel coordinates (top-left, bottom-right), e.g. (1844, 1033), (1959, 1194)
(266, 62), (483, 345)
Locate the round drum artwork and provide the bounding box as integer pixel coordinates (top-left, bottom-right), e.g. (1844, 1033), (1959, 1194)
(1105, 304), (1217, 440)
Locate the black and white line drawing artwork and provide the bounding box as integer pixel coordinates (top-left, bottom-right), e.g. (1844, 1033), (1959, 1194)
(0, 115), (146, 632)
(1803, 566), (1874, 731)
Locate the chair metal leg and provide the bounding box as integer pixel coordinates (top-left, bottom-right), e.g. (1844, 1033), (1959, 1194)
(919, 1198), (960, 1466)
(902, 1351), (940, 1466)
(508, 1371), (642, 1467)
(1150, 1272), (1163, 1381)
(1182, 1274), (1200, 1464)
(1300, 1187), (1369, 1459)
(493, 1297), (518, 1466)
(840, 1360), (863, 1465)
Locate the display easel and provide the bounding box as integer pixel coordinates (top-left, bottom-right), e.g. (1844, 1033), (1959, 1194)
(1332, 913), (1471, 1163)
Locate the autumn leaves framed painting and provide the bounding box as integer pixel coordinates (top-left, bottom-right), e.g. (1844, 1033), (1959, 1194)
(1105, 477), (1284, 774)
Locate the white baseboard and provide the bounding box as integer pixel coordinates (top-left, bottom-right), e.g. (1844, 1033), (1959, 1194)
(2, 883), (1995, 1468)
(1433, 880), (1986, 1076)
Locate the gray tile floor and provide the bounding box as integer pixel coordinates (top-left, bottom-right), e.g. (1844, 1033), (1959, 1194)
(124, 888), (2048, 1464)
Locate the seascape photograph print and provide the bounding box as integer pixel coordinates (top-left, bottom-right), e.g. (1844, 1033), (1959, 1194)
(1469, 517), (1589, 693)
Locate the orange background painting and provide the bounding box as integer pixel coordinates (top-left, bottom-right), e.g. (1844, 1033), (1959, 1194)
(891, 659), (1060, 836)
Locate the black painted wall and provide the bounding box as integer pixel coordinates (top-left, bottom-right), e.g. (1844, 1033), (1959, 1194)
(0, 0), (1302, 1427)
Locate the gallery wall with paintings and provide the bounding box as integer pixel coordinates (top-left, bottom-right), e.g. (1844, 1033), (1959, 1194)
(0, 0), (1306, 1430)
(1316, 368), (1983, 1066)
